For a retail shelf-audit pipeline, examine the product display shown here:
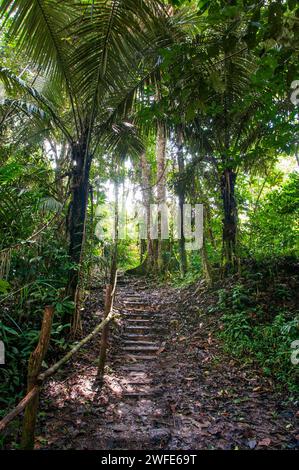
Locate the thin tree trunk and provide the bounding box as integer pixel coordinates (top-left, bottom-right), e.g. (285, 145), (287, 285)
(52, 138), (69, 202)
(201, 207), (213, 286)
(156, 120), (168, 272)
(140, 152), (155, 270)
(176, 127), (187, 276)
(205, 204), (217, 250)
(221, 167), (237, 272)
(140, 238), (147, 263)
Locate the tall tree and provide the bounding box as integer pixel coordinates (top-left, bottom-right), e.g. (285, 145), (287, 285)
(0, 0), (185, 330)
(175, 125), (188, 275)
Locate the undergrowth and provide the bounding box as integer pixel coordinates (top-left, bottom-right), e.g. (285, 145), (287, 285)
(216, 259), (299, 395)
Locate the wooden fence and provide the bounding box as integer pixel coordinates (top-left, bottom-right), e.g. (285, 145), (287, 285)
(0, 302), (116, 449)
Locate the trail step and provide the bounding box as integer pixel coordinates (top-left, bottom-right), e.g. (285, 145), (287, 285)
(122, 354), (156, 361)
(123, 387), (163, 397)
(123, 333), (153, 339)
(122, 387), (162, 397)
(125, 325), (151, 331)
(121, 306), (156, 312)
(123, 296), (144, 300)
(123, 340), (157, 346)
(121, 312), (153, 318)
(122, 379), (152, 385)
(118, 365), (148, 372)
(123, 346), (159, 352)
(123, 337), (153, 343)
(126, 319), (151, 323)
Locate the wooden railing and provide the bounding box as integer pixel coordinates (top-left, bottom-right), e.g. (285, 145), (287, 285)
(0, 303), (116, 449)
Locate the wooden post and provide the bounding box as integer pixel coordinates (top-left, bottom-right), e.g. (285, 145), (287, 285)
(0, 310), (115, 434)
(97, 283), (114, 380)
(20, 305), (54, 450)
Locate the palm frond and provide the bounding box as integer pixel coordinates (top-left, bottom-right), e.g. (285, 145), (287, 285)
(0, 66), (72, 140)
(70, 0), (187, 115)
(38, 196), (63, 213)
(98, 120), (144, 159)
(0, 0), (81, 133)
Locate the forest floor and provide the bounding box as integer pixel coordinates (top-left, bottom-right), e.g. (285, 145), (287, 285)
(35, 276), (298, 450)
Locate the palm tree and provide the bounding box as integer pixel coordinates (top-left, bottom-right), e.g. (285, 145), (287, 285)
(0, 0), (186, 331)
(160, 17), (294, 272)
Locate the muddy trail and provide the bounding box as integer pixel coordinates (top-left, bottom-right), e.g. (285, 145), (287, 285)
(36, 277), (298, 450)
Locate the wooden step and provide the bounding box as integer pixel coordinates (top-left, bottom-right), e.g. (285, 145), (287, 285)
(123, 346), (159, 352)
(122, 306), (157, 312)
(124, 296), (144, 300)
(126, 319), (151, 323)
(125, 327), (163, 335)
(118, 365), (148, 372)
(125, 325), (152, 331)
(123, 383), (154, 391)
(123, 387), (163, 397)
(120, 309), (157, 320)
(123, 335), (153, 342)
(121, 312), (152, 317)
(124, 340), (157, 346)
(123, 331), (153, 336)
(122, 354), (156, 361)
(122, 316), (152, 321)
(122, 378), (152, 385)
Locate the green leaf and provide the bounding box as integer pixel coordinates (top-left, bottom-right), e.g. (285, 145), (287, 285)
(0, 279), (10, 294)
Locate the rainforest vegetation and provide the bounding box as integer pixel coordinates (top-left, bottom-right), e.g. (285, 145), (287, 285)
(0, 0), (298, 452)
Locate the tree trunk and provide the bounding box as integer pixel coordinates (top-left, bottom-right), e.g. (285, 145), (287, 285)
(201, 207), (213, 286)
(52, 138), (69, 202)
(205, 203), (217, 250)
(221, 167), (237, 271)
(176, 128), (187, 276)
(140, 152), (155, 270)
(156, 120), (168, 272)
(67, 143), (92, 334)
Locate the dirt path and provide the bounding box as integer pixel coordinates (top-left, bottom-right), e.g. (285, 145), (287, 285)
(37, 277), (298, 450)
(38, 277), (173, 449)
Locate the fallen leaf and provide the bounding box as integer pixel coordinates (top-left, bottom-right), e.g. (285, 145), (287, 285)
(200, 421), (211, 428)
(258, 438), (271, 447)
(247, 439), (257, 449)
(156, 341), (166, 355)
(170, 403), (176, 414)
